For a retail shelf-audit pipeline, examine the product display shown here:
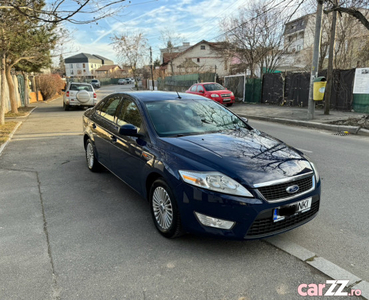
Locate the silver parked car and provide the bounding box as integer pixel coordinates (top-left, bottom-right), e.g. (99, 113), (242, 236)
(63, 82), (97, 111)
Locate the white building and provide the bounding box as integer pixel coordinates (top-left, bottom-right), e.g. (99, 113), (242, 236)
(64, 53), (114, 78)
(162, 40), (230, 77)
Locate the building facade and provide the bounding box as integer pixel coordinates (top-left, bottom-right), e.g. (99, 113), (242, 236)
(162, 40), (230, 77)
(64, 53), (114, 78)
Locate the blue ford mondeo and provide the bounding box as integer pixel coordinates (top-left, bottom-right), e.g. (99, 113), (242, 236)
(83, 91), (321, 239)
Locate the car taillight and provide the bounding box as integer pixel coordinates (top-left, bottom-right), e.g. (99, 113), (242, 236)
(93, 93), (97, 99)
(66, 91), (69, 97)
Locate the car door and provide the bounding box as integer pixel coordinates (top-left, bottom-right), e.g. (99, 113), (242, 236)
(91, 95), (122, 168)
(109, 96), (149, 192)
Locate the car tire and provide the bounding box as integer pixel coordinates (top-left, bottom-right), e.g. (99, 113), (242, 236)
(85, 139), (102, 172)
(226, 103), (233, 107)
(64, 103), (70, 111)
(149, 178), (183, 238)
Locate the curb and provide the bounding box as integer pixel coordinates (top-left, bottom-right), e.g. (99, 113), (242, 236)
(265, 237), (369, 299)
(241, 115), (368, 136)
(0, 121), (22, 156)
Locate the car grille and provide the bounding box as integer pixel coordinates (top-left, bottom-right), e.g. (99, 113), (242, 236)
(246, 200), (319, 237)
(257, 175), (313, 202)
(221, 94), (231, 98)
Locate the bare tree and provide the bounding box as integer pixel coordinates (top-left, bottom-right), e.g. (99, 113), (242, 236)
(0, 0), (128, 24)
(160, 30), (184, 75)
(220, 1), (293, 77)
(111, 33), (148, 90)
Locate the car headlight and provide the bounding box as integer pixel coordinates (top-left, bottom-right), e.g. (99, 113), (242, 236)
(310, 162), (320, 182)
(231, 92), (234, 96)
(211, 94), (219, 97)
(178, 170), (253, 197)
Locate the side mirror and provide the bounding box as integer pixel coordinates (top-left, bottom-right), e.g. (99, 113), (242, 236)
(240, 117), (248, 123)
(199, 90), (204, 93)
(119, 124), (140, 136)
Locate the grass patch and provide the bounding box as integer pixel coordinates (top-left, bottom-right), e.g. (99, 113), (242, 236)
(0, 121), (18, 146)
(5, 106), (35, 118)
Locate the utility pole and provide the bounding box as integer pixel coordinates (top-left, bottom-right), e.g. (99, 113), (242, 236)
(324, 0), (338, 115)
(307, 0), (324, 120)
(149, 47), (155, 91)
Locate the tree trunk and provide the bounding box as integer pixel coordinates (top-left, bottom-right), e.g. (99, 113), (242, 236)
(5, 65), (18, 113)
(0, 54), (6, 125)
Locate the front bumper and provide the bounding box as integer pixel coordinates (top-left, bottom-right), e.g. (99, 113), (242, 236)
(174, 180), (321, 239)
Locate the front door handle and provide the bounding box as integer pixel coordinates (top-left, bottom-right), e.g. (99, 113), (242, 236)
(110, 135), (117, 142)
(92, 123), (96, 129)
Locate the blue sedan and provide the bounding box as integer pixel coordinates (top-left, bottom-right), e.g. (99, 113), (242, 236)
(83, 91), (321, 239)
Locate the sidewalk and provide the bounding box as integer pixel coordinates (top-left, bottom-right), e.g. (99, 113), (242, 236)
(229, 102), (369, 136)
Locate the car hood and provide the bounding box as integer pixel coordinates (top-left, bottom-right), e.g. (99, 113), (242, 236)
(161, 129), (312, 186)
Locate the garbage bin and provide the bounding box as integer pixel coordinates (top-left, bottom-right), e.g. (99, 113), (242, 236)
(313, 76), (326, 101)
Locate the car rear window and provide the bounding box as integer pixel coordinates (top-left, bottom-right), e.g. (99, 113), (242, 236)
(69, 84), (93, 92)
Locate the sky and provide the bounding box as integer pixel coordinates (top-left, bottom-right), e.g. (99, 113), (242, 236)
(59, 0), (251, 65)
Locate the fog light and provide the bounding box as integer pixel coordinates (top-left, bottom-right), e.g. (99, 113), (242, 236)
(194, 212), (235, 229)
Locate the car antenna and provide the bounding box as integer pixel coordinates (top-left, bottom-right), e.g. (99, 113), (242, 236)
(176, 90), (182, 99)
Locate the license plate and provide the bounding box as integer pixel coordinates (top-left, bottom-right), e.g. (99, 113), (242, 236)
(273, 197), (312, 222)
(223, 98), (231, 101)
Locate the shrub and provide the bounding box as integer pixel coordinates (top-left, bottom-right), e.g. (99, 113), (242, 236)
(38, 74), (64, 100)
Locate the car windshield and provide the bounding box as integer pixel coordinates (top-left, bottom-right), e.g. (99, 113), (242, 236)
(203, 83), (226, 91)
(145, 99), (248, 137)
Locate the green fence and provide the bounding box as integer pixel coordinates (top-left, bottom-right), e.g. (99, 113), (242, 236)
(245, 78), (262, 103)
(353, 94), (369, 113)
(16, 74), (26, 106)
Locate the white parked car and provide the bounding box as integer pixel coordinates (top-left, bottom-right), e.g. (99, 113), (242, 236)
(63, 82), (97, 111)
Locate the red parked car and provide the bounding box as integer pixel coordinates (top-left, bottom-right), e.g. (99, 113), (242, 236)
(186, 82), (235, 106)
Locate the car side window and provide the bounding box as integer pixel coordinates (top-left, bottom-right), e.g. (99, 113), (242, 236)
(116, 98), (142, 130)
(190, 85), (197, 92)
(100, 96), (121, 122)
(197, 85), (204, 92)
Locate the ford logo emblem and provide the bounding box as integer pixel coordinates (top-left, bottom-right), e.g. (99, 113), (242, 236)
(286, 185), (299, 194)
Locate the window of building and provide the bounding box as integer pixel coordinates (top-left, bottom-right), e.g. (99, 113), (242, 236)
(200, 45), (205, 50)
(83, 63), (86, 68)
(70, 64), (73, 68)
(297, 45), (301, 51)
(197, 58), (200, 63)
(70, 70), (74, 75)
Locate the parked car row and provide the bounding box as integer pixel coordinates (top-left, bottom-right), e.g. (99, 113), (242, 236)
(118, 78), (134, 85)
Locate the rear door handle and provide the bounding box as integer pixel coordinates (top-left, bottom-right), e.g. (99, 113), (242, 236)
(110, 135), (117, 142)
(92, 123), (96, 129)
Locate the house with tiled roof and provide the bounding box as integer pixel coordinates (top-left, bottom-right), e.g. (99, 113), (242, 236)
(95, 65), (122, 76)
(160, 40), (231, 76)
(64, 53), (114, 78)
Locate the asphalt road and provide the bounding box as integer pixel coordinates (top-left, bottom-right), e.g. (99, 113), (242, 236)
(249, 120), (369, 282)
(0, 85), (366, 300)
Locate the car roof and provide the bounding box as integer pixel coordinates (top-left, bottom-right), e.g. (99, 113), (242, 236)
(116, 91), (207, 103)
